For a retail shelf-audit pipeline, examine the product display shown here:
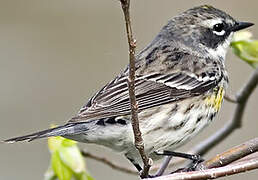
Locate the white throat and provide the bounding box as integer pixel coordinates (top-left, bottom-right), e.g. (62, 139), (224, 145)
(206, 33), (234, 60)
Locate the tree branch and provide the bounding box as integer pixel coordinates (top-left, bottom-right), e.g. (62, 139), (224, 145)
(198, 137), (258, 169)
(224, 94), (237, 103)
(154, 156), (173, 176)
(81, 150), (137, 175)
(147, 138), (258, 180)
(147, 155), (258, 180)
(119, 0), (151, 178)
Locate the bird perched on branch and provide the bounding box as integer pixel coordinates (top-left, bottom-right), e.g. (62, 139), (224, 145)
(4, 5), (253, 173)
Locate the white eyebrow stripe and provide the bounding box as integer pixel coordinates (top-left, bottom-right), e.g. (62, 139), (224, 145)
(202, 18), (223, 27)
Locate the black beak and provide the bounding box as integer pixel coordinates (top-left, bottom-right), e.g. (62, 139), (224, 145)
(232, 21), (254, 32)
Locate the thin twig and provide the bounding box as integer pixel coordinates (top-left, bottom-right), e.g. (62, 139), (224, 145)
(155, 156), (173, 176)
(197, 137), (258, 169)
(224, 94), (237, 103)
(81, 150), (137, 175)
(119, 0), (151, 178)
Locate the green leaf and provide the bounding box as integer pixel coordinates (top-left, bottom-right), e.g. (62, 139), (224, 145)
(44, 165), (57, 180)
(62, 138), (77, 147)
(75, 172), (95, 180)
(231, 31), (258, 68)
(51, 151), (73, 180)
(46, 135), (94, 180)
(48, 136), (63, 153)
(59, 146), (86, 174)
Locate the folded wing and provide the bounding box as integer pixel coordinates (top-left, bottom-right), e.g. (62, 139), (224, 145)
(69, 70), (221, 123)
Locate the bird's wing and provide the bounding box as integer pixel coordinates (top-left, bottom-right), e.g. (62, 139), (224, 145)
(69, 70), (221, 123)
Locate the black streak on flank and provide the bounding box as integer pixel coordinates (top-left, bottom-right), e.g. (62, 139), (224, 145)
(96, 119), (105, 126)
(106, 117), (116, 124)
(172, 117), (190, 130)
(117, 119), (127, 125)
(209, 113), (216, 121)
(173, 121), (185, 130)
(146, 47), (159, 65)
(170, 104), (178, 115)
(196, 116), (203, 124)
(184, 104), (194, 114)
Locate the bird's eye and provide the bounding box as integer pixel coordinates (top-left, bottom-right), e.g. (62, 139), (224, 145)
(213, 23), (225, 36)
(213, 23), (224, 32)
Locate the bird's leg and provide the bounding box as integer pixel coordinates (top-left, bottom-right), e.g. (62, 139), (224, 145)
(155, 150), (203, 162)
(127, 157), (142, 172)
(155, 150), (204, 172)
(127, 157), (159, 178)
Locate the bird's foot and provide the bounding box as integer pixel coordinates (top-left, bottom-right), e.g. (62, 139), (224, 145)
(171, 159), (204, 174)
(155, 150), (204, 174)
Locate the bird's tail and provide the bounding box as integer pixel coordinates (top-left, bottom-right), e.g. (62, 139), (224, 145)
(3, 123), (89, 143)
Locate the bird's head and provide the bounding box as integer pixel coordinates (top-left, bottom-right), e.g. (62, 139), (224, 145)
(160, 5), (254, 60)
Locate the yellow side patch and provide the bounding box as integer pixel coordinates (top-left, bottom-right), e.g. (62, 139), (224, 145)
(205, 87), (225, 112)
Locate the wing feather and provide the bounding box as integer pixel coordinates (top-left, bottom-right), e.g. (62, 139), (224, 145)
(69, 70), (220, 123)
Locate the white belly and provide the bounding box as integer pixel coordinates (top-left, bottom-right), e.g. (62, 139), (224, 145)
(66, 96), (219, 165)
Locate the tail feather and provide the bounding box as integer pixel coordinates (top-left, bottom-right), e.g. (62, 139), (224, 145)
(3, 123), (89, 143)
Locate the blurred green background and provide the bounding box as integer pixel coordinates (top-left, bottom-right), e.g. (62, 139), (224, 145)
(0, 0), (257, 179)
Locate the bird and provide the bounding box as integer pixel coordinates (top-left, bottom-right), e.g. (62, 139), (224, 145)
(3, 5), (254, 173)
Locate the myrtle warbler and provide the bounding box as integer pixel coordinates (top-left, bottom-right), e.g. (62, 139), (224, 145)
(4, 5), (253, 172)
